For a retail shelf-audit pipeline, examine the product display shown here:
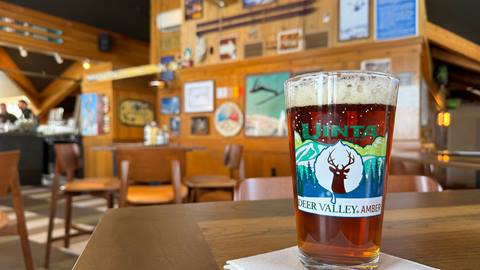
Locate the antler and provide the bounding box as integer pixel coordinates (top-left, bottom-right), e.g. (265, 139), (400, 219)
(342, 151), (355, 169)
(327, 150), (338, 169)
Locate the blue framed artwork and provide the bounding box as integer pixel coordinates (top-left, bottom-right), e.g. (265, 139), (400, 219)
(160, 55), (175, 81)
(243, 0), (275, 8)
(170, 117), (180, 135)
(80, 93), (99, 136)
(161, 96), (180, 115)
(375, 0), (417, 41)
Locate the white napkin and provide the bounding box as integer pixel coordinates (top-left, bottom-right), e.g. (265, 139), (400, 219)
(224, 247), (438, 270)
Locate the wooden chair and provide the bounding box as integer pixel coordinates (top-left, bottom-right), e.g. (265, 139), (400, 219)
(0, 150), (34, 270)
(186, 144), (244, 202)
(235, 176), (293, 201)
(117, 147), (188, 206)
(387, 175), (443, 193)
(45, 144), (120, 268)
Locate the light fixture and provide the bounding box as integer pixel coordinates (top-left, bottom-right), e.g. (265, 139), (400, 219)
(437, 111), (451, 127)
(82, 59), (91, 70)
(18, 46), (28, 58)
(149, 79), (166, 88)
(53, 52), (63, 64)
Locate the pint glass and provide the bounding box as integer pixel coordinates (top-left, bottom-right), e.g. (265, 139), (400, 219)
(284, 71), (399, 268)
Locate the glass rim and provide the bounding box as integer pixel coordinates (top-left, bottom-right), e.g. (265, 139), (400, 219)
(286, 70), (399, 84)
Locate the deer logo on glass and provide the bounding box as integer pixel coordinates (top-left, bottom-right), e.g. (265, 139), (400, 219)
(314, 142), (363, 204)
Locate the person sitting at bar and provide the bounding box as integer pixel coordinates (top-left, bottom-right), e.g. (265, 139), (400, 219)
(0, 103), (17, 124)
(17, 100), (34, 120)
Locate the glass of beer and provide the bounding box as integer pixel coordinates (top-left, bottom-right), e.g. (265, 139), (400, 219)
(284, 71), (399, 268)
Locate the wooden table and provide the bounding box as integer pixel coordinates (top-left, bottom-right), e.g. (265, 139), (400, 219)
(73, 190), (480, 270)
(393, 151), (480, 170)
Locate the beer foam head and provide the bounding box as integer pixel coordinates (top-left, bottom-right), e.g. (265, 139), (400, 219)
(285, 71), (399, 108)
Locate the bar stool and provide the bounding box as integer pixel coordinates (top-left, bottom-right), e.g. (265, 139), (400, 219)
(45, 144), (120, 268)
(0, 150), (34, 270)
(186, 144), (244, 202)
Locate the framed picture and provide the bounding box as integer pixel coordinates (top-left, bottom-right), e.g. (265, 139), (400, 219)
(161, 96), (180, 115)
(119, 99), (155, 126)
(191, 116), (209, 135)
(214, 102), (244, 137)
(243, 0), (276, 8)
(219, 37), (237, 61)
(185, 0), (203, 20)
(338, 0), (370, 41)
(160, 55), (175, 82)
(80, 93), (103, 136)
(184, 80), (215, 113)
(375, 0), (418, 41)
(277, 28), (303, 54)
(170, 116), (181, 135)
(360, 58), (391, 73)
(245, 72), (290, 137)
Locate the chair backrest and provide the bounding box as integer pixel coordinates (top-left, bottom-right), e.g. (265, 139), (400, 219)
(54, 143), (83, 175)
(223, 144), (244, 180)
(116, 147), (185, 183)
(235, 176), (293, 201)
(0, 150), (20, 196)
(387, 175), (443, 193)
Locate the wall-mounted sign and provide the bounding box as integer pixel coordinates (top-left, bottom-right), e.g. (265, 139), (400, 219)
(277, 28), (304, 54)
(214, 102), (243, 137)
(119, 100), (154, 126)
(338, 0), (369, 41)
(184, 80), (215, 113)
(375, 0), (418, 41)
(245, 72), (289, 137)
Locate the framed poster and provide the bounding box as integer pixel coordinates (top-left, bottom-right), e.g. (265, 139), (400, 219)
(338, 0), (370, 41)
(185, 0), (203, 20)
(80, 93), (102, 136)
(161, 96), (180, 115)
(191, 116), (209, 135)
(277, 28), (303, 54)
(214, 102), (244, 137)
(160, 56), (175, 81)
(243, 0), (275, 8)
(119, 100), (155, 126)
(184, 80), (215, 113)
(375, 0), (418, 41)
(245, 72), (290, 137)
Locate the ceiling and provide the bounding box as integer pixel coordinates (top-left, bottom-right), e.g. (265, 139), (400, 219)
(426, 0), (479, 44)
(2, 0), (150, 42)
(3, 47), (74, 92)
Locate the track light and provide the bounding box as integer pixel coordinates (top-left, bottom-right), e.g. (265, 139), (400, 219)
(18, 46), (28, 58)
(82, 59), (91, 70)
(53, 52), (63, 64)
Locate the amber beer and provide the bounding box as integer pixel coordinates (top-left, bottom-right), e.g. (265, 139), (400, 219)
(284, 72), (399, 268)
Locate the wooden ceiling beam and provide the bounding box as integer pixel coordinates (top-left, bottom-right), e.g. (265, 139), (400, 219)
(431, 47), (480, 73)
(36, 61), (83, 117)
(426, 22), (480, 63)
(0, 47), (40, 109)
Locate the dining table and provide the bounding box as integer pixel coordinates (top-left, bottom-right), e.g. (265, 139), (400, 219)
(73, 189), (480, 270)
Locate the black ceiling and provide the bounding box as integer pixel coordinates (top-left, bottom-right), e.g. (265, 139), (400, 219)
(426, 0), (479, 44)
(2, 0), (150, 42)
(3, 46), (74, 92)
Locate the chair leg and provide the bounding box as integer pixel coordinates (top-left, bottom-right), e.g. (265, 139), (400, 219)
(107, 192), (114, 208)
(64, 195), (72, 248)
(45, 191), (58, 269)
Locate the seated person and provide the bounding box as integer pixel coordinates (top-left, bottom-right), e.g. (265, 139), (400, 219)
(0, 103), (17, 124)
(18, 100), (34, 120)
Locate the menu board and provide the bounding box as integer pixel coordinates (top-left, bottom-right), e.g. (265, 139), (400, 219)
(375, 0), (417, 41)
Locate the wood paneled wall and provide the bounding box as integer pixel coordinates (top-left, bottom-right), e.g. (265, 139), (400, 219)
(158, 37), (424, 178)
